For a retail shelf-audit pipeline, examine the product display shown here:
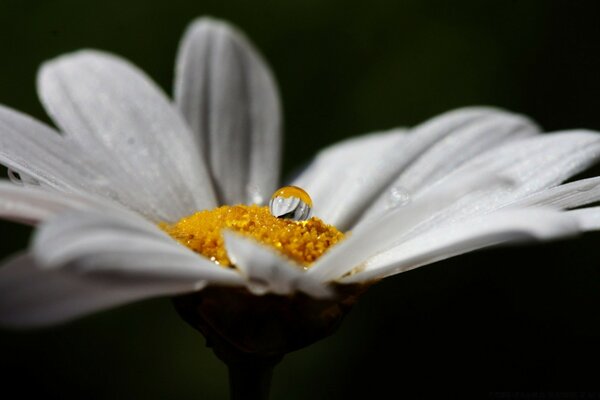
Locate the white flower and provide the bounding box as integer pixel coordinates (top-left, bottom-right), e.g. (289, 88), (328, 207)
(0, 17), (600, 328)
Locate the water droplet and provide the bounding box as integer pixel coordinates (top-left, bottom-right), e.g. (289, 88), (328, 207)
(7, 169), (24, 186)
(246, 183), (264, 205)
(269, 186), (312, 221)
(386, 186), (411, 209)
(7, 169), (39, 186)
(92, 176), (110, 188)
(247, 278), (270, 295)
(576, 182), (596, 193)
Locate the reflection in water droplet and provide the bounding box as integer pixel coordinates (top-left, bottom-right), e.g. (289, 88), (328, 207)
(386, 186), (411, 209)
(269, 186), (312, 221)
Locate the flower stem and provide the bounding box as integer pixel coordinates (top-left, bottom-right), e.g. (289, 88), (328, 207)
(227, 356), (279, 400)
(172, 287), (366, 399)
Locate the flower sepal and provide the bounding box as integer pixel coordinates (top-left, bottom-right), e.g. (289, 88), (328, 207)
(172, 283), (369, 360)
(173, 284), (369, 399)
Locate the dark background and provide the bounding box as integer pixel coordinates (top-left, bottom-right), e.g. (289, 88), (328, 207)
(1, 0), (599, 398)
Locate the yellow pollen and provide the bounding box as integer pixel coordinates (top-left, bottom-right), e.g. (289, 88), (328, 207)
(160, 205), (344, 268)
(270, 186), (313, 207)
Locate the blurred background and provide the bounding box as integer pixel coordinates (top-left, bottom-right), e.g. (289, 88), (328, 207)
(1, 0), (599, 398)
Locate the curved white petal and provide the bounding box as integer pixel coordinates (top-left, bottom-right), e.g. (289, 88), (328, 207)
(224, 231), (331, 298)
(0, 104), (85, 192)
(293, 128), (407, 230)
(295, 106), (518, 230)
(513, 177), (600, 209)
(449, 130), (600, 209)
(0, 253), (201, 328)
(360, 110), (539, 222)
(401, 130), (600, 239)
(307, 170), (509, 282)
(33, 210), (243, 285)
(175, 17), (281, 205)
(0, 181), (121, 225)
(342, 208), (580, 283)
(0, 105), (157, 213)
(38, 50), (216, 221)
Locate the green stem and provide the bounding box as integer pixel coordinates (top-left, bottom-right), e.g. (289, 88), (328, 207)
(227, 357), (278, 400)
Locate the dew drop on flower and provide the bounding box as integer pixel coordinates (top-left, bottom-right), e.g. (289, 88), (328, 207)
(246, 183), (264, 205)
(269, 186), (313, 221)
(7, 168), (38, 186)
(386, 186), (411, 209)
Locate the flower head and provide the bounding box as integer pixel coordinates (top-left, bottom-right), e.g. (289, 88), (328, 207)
(0, 17), (599, 346)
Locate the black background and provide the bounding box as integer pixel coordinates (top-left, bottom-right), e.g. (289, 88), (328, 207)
(0, 0), (599, 398)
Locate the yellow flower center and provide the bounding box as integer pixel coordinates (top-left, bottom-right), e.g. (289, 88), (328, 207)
(160, 205), (345, 268)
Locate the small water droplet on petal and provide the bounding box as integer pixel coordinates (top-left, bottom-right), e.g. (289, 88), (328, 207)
(246, 183), (264, 205)
(386, 186), (411, 209)
(7, 169), (39, 186)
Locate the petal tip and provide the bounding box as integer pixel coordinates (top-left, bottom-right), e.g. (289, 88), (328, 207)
(184, 16), (241, 37)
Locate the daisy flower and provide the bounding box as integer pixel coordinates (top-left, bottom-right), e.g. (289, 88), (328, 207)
(1, 16), (600, 397)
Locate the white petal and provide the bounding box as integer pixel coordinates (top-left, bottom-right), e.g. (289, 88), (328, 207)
(400, 130), (600, 238)
(0, 104), (85, 192)
(0, 106), (136, 203)
(513, 177), (600, 209)
(224, 231), (331, 298)
(293, 128), (407, 230)
(33, 210), (243, 285)
(452, 130), (600, 208)
(0, 253), (201, 328)
(360, 110), (539, 222)
(0, 179), (143, 225)
(307, 170), (509, 282)
(38, 50), (216, 221)
(565, 207), (600, 231)
(0, 181), (112, 224)
(343, 208), (580, 283)
(0, 105), (194, 222)
(294, 106), (515, 229)
(175, 17), (281, 205)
